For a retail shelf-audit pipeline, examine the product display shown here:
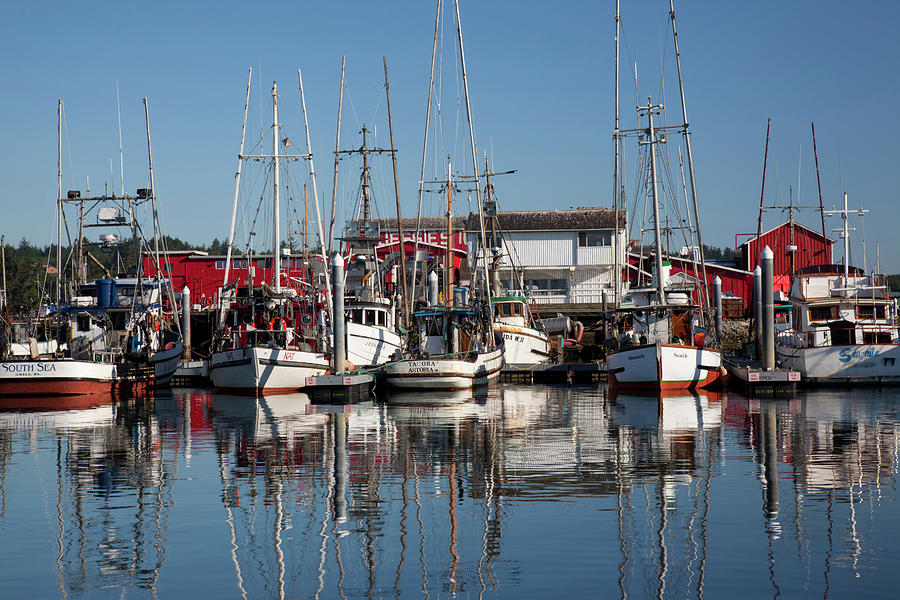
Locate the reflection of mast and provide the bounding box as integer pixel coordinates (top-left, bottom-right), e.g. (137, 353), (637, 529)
(449, 448), (459, 595)
(217, 439), (248, 600)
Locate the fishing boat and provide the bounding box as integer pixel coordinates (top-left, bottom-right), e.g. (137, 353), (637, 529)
(605, 96), (722, 391)
(775, 195), (900, 384)
(383, 163), (503, 390)
(478, 158), (551, 367)
(335, 125), (402, 369)
(0, 99), (183, 397)
(491, 296), (550, 367)
(604, 3), (722, 392)
(385, 0), (505, 390)
(209, 75), (329, 395)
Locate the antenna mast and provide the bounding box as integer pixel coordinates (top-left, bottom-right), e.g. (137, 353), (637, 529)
(639, 98), (666, 305)
(612, 0), (621, 306)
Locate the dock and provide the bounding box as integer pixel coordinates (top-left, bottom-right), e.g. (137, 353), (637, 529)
(304, 373), (375, 404)
(499, 362), (605, 384)
(724, 356), (799, 396)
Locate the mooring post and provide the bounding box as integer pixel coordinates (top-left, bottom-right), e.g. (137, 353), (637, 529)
(181, 286), (191, 360)
(761, 246), (775, 371)
(713, 276), (723, 342)
(332, 253), (345, 374)
(753, 265), (763, 360)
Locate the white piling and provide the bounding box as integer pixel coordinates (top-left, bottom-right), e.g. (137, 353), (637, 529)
(713, 276), (723, 342)
(181, 286), (191, 360)
(427, 270), (439, 307)
(332, 254), (346, 373)
(753, 266), (763, 358)
(761, 246), (775, 371)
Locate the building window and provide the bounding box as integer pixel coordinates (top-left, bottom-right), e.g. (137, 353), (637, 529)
(525, 278), (567, 292)
(215, 260), (225, 270)
(578, 231), (612, 247)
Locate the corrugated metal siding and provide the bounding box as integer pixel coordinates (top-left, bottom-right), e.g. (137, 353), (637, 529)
(503, 232), (574, 267)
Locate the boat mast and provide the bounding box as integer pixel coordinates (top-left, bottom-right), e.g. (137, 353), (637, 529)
(811, 122), (827, 242)
(272, 82), (281, 294)
(755, 118), (770, 270)
(613, 0), (621, 306)
(411, 0), (443, 307)
(57, 99), (62, 306)
(639, 97), (666, 304)
(453, 0), (491, 313)
(445, 158), (454, 308)
(668, 0), (709, 310)
(384, 57), (411, 329)
(298, 68), (333, 328)
(328, 57), (346, 258)
(220, 67), (252, 328)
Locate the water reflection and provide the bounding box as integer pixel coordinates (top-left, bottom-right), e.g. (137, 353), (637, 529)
(0, 386), (897, 598)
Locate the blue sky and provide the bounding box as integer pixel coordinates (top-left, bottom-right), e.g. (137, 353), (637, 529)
(1, 1), (898, 270)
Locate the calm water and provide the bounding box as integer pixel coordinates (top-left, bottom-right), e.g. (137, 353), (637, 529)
(0, 384), (898, 599)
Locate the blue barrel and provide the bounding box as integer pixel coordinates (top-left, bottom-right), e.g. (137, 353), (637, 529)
(96, 279), (116, 307)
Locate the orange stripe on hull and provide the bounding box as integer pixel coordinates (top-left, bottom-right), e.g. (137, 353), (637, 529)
(608, 367), (724, 392)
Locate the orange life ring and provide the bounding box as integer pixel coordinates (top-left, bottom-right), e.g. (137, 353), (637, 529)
(149, 314), (160, 331)
(269, 317), (286, 331)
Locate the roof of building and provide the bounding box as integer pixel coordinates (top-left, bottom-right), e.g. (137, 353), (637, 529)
(375, 216), (468, 231)
(376, 207), (624, 233)
(466, 207), (625, 232)
(737, 221), (835, 248)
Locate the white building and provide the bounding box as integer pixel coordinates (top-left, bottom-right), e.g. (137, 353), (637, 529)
(465, 207), (626, 305)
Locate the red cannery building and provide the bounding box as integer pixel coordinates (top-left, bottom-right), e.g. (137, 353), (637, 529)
(736, 221), (833, 295)
(142, 251), (323, 308)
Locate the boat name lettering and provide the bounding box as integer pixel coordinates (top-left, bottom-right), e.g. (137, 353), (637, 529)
(838, 347), (880, 363)
(2, 363), (57, 373)
(673, 352), (688, 359)
(627, 354), (645, 360)
(409, 367), (440, 374)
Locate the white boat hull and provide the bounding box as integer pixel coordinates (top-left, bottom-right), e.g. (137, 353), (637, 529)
(345, 322), (402, 368)
(384, 346), (504, 390)
(495, 323), (550, 367)
(0, 360), (118, 396)
(210, 346), (328, 395)
(607, 343), (723, 391)
(776, 343), (900, 383)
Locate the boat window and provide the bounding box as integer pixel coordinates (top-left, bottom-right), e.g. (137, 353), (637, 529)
(365, 310), (376, 326)
(77, 315), (91, 332)
(377, 311), (385, 327)
(863, 331), (893, 344)
(513, 303), (524, 317)
(810, 306), (837, 321)
(857, 305), (886, 320)
(829, 321), (855, 346)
